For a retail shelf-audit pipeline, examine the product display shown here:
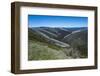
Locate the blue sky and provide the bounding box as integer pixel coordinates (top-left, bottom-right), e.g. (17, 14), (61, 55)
(28, 15), (88, 28)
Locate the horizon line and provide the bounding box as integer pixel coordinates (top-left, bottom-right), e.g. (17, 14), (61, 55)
(28, 26), (88, 28)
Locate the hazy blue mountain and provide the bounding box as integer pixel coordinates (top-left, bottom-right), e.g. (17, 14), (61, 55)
(62, 27), (87, 32)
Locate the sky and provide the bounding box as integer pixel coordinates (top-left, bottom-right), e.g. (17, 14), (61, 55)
(28, 15), (88, 28)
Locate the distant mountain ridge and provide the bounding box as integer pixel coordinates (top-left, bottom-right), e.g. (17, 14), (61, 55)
(29, 27), (87, 39)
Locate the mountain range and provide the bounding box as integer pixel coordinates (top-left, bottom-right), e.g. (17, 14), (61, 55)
(28, 27), (88, 60)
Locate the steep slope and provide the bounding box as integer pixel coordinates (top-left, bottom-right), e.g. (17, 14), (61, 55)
(56, 28), (71, 40)
(41, 27), (59, 35)
(37, 28), (58, 39)
(62, 29), (88, 57)
(31, 27), (71, 40)
(28, 28), (70, 48)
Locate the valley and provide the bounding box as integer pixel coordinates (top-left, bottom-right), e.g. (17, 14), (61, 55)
(28, 27), (88, 60)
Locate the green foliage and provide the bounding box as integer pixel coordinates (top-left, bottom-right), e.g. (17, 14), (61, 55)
(28, 40), (68, 60)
